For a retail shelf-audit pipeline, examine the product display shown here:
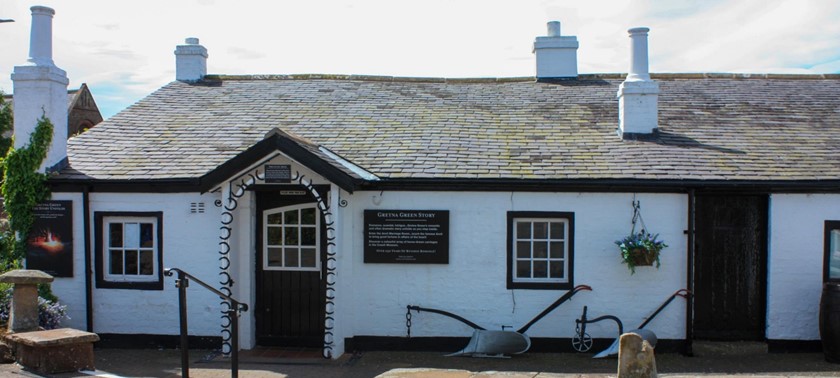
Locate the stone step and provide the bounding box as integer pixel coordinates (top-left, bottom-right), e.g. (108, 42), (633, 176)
(691, 341), (768, 356)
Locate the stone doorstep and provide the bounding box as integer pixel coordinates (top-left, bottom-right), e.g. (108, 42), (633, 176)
(5, 328), (100, 347)
(4, 328), (99, 374)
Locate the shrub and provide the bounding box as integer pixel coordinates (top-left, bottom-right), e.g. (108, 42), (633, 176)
(0, 287), (68, 330)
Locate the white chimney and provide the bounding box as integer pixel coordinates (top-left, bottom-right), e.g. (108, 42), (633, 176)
(533, 21), (579, 79)
(11, 6), (69, 172)
(175, 37), (208, 82)
(617, 27), (659, 138)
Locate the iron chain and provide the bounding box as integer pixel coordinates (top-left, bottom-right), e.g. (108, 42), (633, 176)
(405, 308), (412, 338)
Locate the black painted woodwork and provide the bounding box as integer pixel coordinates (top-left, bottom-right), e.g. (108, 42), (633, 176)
(693, 194), (767, 340)
(255, 187), (327, 347)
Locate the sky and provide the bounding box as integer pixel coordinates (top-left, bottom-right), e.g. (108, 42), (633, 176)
(1, 0), (840, 119)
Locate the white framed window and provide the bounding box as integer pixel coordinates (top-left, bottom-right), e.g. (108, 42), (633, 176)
(263, 204), (320, 271)
(507, 212), (574, 290)
(95, 212), (163, 290)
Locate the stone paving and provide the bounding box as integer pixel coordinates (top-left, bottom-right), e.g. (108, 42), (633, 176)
(0, 348), (837, 378)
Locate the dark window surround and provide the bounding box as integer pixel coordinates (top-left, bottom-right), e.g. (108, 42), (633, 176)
(507, 211), (574, 290)
(94, 211), (164, 290)
(825, 220), (840, 283)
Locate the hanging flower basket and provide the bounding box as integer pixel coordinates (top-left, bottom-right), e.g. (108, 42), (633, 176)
(616, 230), (666, 274)
(616, 199), (667, 275)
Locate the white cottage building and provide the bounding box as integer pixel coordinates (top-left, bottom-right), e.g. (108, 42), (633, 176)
(12, 7), (840, 358)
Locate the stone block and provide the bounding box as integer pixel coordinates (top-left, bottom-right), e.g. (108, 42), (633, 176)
(0, 269), (54, 285)
(0, 270), (54, 333)
(5, 328), (99, 374)
(617, 332), (657, 378)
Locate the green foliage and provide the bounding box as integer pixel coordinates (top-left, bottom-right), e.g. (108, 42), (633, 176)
(0, 93), (11, 161)
(0, 114), (53, 270)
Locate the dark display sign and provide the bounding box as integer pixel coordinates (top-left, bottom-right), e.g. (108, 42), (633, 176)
(26, 200), (73, 277)
(264, 164), (292, 183)
(364, 210), (449, 264)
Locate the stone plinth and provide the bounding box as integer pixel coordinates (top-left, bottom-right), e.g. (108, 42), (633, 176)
(0, 270), (53, 333)
(5, 328), (99, 374)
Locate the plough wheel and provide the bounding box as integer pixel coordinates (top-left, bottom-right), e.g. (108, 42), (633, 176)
(572, 332), (593, 352)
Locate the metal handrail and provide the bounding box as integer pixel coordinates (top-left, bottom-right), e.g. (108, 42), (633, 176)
(164, 268), (249, 378)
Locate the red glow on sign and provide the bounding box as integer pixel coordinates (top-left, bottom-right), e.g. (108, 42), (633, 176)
(29, 230), (65, 254)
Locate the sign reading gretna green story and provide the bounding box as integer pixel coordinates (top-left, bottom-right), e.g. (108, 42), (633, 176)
(364, 210), (449, 264)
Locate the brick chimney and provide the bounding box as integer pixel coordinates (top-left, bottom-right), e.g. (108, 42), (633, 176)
(175, 37), (208, 82)
(11, 6), (69, 172)
(617, 27), (659, 138)
(533, 21), (579, 80)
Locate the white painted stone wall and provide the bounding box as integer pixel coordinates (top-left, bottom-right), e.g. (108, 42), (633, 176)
(47, 184), (840, 349)
(49, 192), (223, 336)
(767, 194), (840, 340)
(47, 192), (86, 330)
(338, 191), (688, 341)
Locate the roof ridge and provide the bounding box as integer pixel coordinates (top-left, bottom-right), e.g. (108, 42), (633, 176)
(203, 73), (840, 82)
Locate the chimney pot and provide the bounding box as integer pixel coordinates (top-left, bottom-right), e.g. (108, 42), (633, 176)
(547, 21), (561, 37)
(28, 6), (55, 66)
(533, 21), (579, 79)
(626, 27), (651, 82)
(185, 37), (199, 45)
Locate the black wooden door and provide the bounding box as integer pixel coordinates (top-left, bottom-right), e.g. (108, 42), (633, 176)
(694, 194), (767, 340)
(255, 188), (326, 347)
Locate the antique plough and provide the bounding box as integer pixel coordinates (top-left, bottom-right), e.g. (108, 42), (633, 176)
(574, 289), (690, 358)
(406, 284), (591, 357)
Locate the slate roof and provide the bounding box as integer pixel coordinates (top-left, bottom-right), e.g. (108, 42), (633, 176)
(58, 73), (840, 188)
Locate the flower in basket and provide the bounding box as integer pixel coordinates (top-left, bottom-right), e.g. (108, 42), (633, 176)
(615, 230), (667, 274)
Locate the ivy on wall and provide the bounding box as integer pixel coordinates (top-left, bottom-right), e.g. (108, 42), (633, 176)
(0, 114), (52, 271)
(0, 94), (11, 163)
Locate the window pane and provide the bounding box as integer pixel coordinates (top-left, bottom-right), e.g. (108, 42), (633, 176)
(830, 229), (840, 280)
(284, 227), (298, 245)
(109, 250), (123, 274)
(284, 248), (299, 267)
(267, 248), (283, 267)
(301, 208), (316, 225)
(139, 250), (154, 275)
(534, 242), (548, 258)
(284, 210), (299, 225)
(125, 250), (138, 275)
(516, 261), (531, 278)
(267, 227), (282, 245)
(533, 261), (548, 278)
(109, 223), (123, 247)
(301, 248), (316, 268)
(533, 222), (548, 239)
(550, 242), (565, 258)
(140, 223), (154, 248)
(125, 223), (140, 248)
(267, 213), (283, 225)
(550, 261), (565, 279)
(516, 222), (530, 239)
(301, 227), (317, 246)
(550, 222), (565, 239)
(516, 242), (531, 258)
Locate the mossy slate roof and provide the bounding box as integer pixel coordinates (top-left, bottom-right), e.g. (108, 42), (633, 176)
(61, 73), (840, 184)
